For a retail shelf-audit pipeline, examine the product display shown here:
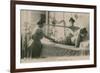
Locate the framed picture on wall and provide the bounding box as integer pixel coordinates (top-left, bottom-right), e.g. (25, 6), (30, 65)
(10, 0), (97, 73)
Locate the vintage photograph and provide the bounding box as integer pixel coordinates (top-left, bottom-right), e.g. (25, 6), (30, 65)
(20, 10), (90, 63)
(11, 1), (96, 72)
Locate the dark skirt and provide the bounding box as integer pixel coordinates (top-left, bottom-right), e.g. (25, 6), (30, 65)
(29, 40), (43, 58)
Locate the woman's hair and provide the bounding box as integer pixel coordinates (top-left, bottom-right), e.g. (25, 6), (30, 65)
(69, 17), (75, 23)
(37, 14), (46, 26)
(80, 28), (87, 34)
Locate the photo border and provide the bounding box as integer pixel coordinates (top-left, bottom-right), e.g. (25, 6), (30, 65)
(10, 0), (97, 73)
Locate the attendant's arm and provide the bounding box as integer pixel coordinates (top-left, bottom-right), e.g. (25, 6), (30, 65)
(43, 34), (57, 43)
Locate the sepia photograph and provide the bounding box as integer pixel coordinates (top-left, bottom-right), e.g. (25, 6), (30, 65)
(20, 10), (90, 63)
(11, 1), (96, 72)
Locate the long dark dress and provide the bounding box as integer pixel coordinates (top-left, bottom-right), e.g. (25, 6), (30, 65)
(29, 28), (44, 58)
